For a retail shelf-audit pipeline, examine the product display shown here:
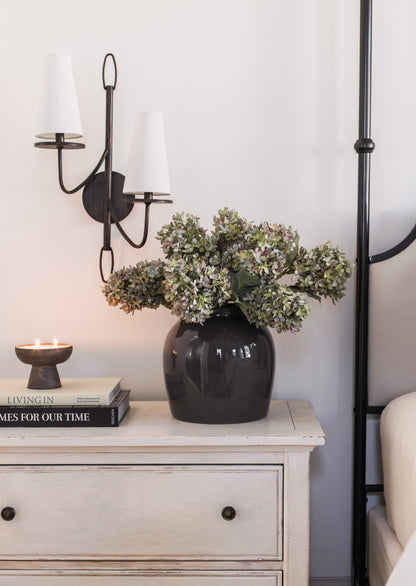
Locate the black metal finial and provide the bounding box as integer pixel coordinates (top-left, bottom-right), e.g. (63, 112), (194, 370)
(102, 53), (117, 89)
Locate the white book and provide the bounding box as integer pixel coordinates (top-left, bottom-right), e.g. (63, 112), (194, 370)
(0, 378), (121, 406)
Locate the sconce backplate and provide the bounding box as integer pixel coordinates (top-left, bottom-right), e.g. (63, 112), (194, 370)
(82, 171), (134, 224)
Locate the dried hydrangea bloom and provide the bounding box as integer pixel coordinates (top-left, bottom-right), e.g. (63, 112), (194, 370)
(242, 283), (311, 333)
(102, 259), (168, 314)
(103, 208), (352, 333)
(293, 244), (353, 303)
(164, 257), (233, 324)
(156, 212), (215, 260)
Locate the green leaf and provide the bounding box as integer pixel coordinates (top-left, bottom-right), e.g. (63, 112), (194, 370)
(229, 270), (259, 298)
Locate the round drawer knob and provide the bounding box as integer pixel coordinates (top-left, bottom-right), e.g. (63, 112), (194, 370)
(221, 506), (236, 521)
(1, 507), (15, 521)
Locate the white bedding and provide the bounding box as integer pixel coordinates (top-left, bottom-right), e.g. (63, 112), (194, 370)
(369, 506), (403, 586)
(386, 528), (416, 586)
(380, 391), (416, 549)
(369, 392), (416, 585)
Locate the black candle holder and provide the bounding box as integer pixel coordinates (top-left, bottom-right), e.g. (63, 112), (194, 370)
(15, 344), (73, 390)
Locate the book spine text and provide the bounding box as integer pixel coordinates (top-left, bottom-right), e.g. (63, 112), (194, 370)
(0, 406), (118, 427)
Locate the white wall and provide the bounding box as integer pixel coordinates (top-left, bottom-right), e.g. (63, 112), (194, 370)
(0, 0), (415, 578)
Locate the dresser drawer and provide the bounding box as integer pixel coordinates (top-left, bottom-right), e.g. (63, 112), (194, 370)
(0, 575), (282, 585)
(0, 466), (282, 560)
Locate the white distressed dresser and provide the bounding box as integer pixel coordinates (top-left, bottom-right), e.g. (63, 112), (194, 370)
(0, 400), (325, 585)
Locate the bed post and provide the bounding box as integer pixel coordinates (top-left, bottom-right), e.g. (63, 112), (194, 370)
(353, 0), (375, 584)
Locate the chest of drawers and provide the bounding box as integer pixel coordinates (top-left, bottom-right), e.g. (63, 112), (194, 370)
(0, 400), (324, 585)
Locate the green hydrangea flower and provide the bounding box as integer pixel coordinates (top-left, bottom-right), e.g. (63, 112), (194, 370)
(164, 257), (233, 323)
(103, 208), (352, 333)
(102, 259), (168, 314)
(293, 243), (353, 303)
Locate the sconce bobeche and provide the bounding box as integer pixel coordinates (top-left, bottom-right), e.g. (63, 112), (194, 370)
(34, 53), (172, 281)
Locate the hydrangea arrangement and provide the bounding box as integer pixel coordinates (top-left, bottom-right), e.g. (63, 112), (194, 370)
(103, 208), (352, 333)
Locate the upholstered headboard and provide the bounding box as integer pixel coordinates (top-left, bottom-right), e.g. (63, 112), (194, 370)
(368, 236), (416, 406)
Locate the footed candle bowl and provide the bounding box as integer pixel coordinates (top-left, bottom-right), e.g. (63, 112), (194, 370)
(15, 344), (73, 390)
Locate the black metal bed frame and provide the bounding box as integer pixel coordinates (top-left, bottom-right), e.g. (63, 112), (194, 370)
(353, 1), (416, 584)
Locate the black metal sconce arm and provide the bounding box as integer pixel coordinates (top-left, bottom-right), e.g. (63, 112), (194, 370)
(57, 143), (108, 195)
(109, 195), (151, 249)
(109, 191), (172, 249)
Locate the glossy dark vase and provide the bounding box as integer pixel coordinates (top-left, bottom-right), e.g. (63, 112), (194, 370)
(163, 305), (275, 424)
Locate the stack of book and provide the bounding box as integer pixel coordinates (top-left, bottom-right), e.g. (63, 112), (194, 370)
(0, 378), (129, 427)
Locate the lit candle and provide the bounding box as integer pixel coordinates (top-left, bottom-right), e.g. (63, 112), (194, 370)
(18, 339), (72, 350)
(15, 340), (73, 389)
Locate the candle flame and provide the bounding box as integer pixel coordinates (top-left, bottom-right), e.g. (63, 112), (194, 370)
(35, 339), (40, 349)
(53, 338), (58, 348)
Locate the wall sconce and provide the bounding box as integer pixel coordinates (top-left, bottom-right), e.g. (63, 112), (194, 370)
(34, 53), (172, 281)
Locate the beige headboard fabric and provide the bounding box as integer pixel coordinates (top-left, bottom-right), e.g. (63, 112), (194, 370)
(368, 242), (416, 405)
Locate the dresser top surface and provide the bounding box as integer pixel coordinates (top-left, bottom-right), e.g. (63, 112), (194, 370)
(0, 400), (325, 449)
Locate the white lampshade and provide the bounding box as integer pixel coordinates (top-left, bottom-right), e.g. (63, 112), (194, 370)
(35, 54), (83, 140)
(123, 112), (171, 195)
